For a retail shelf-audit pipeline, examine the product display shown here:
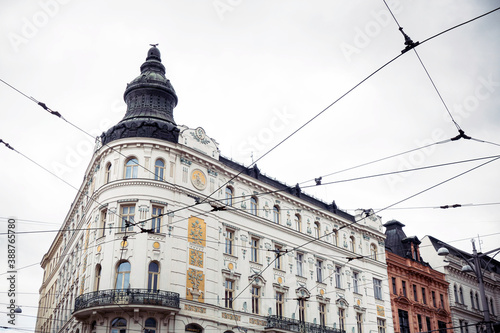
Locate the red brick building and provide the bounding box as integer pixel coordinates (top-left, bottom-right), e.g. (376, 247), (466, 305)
(384, 220), (452, 333)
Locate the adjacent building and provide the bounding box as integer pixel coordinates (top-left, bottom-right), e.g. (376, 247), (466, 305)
(420, 236), (500, 333)
(384, 220), (452, 333)
(35, 46), (394, 333)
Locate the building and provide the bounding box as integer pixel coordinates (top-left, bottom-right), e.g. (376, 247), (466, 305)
(35, 46), (394, 333)
(420, 236), (500, 333)
(384, 220), (452, 333)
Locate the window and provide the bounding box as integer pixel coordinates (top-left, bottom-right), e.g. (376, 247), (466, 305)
(475, 292), (480, 310)
(94, 264), (101, 291)
(339, 308), (345, 332)
(398, 309), (410, 333)
(151, 206), (163, 233)
(225, 229), (234, 255)
(120, 205), (135, 232)
(402, 281), (407, 297)
(317, 260), (323, 282)
(251, 238), (259, 263)
(314, 222), (320, 239)
(273, 205), (280, 224)
(370, 244), (378, 260)
(392, 277), (397, 294)
(125, 158), (138, 179)
(377, 318), (386, 333)
(349, 236), (356, 253)
(298, 298), (306, 322)
(154, 159), (165, 180)
(438, 321), (447, 333)
(148, 262), (159, 291)
(115, 262), (131, 290)
(295, 214), (302, 232)
(353, 271), (359, 293)
(422, 287), (427, 304)
(413, 284), (418, 302)
(251, 286), (260, 314)
(470, 290), (475, 309)
(145, 318), (156, 333)
(111, 318), (127, 333)
(105, 162), (112, 183)
(417, 315), (423, 332)
(250, 197), (258, 216)
(99, 209), (107, 237)
(335, 266), (342, 288)
(440, 293), (445, 309)
(459, 320), (466, 333)
(332, 229), (338, 246)
(319, 303), (326, 327)
(373, 278), (383, 300)
(454, 285), (459, 303)
(356, 313), (363, 333)
(426, 317), (432, 332)
(225, 187), (233, 206)
(296, 253), (303, 276)
(276, 292), (284, 317)
(459, 286), (464, 304)
(274, 245), (282, 270)
(225, 279), (234, 309)
(491, 298), (495, 315)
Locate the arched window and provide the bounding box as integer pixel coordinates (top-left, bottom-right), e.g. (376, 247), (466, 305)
(332, 229), (338, 246)
(154, 159), (165, 180)
(115, 262), (131, 290)
(124, 158), (139, 179)
(273, 205), (280, 224)
(349, 236), (356, 253)
(250, 197), (258, 216)
(314, 222), (320, 239)
(475, 292), (480, 310)
(111, 318), (127, 333)
(94, 264), (101, 291)
(295, 214), (302, 232)
(105, 162), (112, 183)
(225, 187), (233, 206)
(454, 285), (459, 303)
(145, 318), (157, 333)
(148, 262), (160, 291)
(470, 290), (475, 309)
(185, 324), (203, 333)
(370, 244), (378, 260)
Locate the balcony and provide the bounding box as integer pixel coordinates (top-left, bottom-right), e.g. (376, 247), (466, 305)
(73, 289), (180, 318)
(265, 315), (345, 333)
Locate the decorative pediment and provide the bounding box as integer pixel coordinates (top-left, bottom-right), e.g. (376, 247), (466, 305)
(336, 297), (349, 308)
(249, 273), (266, 286)
(296, 286), (311, 299)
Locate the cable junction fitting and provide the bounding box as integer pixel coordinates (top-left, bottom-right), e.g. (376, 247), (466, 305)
(450, 129), (472, 141)
(399, 27), (420, 53)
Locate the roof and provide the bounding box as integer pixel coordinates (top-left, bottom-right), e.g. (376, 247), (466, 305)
(425, 235), (500, 273)
(219, 156), (355, 222)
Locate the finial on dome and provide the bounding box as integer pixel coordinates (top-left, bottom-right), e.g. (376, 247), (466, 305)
(146, 44), (161, 61)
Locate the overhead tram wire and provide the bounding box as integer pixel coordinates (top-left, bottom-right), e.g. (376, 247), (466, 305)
(2, 6), (499, 226)
(383, 0), (500, 147)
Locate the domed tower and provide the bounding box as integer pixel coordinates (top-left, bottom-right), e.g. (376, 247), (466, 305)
(101, 45), (179, 145)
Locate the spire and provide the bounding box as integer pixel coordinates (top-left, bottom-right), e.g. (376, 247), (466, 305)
(101, 45), (180, 145)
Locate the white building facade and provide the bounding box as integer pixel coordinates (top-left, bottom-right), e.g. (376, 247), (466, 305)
(420, 236), (500, 333)
(35, 46), (394, 333)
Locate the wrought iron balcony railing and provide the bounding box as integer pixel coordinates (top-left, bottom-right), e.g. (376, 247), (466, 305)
(74, 289), (180, 312)
(266, 315), (345, 333)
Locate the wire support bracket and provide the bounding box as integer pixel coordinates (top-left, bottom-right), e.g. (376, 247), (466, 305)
(399, 27), (420, 53)
(450, 129), (472, 141)
(0, 139), (14, 150)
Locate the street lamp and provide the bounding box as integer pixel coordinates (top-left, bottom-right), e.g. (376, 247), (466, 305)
(437, 239), (500, 333)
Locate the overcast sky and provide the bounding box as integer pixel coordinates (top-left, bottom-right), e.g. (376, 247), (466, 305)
(1, 1), (499, 331)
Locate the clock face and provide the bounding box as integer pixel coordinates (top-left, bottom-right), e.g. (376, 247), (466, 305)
(195, 127), (206, 140)
(191, 169), (207, 190)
